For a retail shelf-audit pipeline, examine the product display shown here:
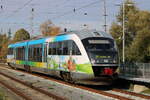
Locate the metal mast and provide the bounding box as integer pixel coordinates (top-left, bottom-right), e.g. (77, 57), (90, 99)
(103, 0), (107, 32)
(122, 2), (125, 63)
(31, 8), (34, 34)
(1, 0), (3, 34)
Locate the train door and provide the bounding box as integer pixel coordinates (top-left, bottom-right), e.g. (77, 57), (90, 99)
(43, 42), (48, 72)
(14, 47), (16, 64)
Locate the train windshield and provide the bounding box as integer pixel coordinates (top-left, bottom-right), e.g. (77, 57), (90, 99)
(82, 38), (118, 64)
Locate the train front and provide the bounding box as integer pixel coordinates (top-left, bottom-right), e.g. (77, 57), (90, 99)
(82, 37), (119, 85)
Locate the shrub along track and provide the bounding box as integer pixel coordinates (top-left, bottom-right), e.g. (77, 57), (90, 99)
(1, 64), (150, 100)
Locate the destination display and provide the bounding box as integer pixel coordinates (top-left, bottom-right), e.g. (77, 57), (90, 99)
(96, 55), (111, 59)
(88, 40), (110, 44)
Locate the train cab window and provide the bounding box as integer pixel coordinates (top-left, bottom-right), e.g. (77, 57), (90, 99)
(8, 48), (14, 55)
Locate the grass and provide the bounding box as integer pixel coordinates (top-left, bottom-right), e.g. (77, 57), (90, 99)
(0, 90), (5, 100)
(48, 87), (54, 89)
(142, 89), (150, 94)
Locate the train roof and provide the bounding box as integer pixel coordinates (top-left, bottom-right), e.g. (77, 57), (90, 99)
(8, 30), (113, 48)
(65, 30), (113, 40)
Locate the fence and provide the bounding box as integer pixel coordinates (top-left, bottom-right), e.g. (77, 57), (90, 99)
(120, 63), (150, 79)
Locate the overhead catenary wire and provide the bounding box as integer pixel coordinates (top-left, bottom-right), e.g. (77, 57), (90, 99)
(52, 0), (101, 20)
(5, 0), (33, 19)
(1, 0), (101, 22)
(0, 0), (104, 34)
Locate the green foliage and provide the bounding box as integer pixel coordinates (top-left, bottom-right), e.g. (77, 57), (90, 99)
(109, 22), (122, 57)
(109, 0), (150, 62)
(117, 0), (139, 24)
(0, 29), (30, 61)
(127, 27), (150, 62)
(0, 34), (10, 60)
(14, 28), (30, 42)
(142, 89), (150, 94)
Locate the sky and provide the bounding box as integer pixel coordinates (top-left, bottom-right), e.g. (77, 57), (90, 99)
(0, 0), (150, 36)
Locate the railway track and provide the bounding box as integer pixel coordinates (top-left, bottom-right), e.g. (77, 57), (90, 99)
(0, 64), (65, 100)
(0, 80), (32, 100)
(112, 89), (150, 100)
(0, 64), (150, 100)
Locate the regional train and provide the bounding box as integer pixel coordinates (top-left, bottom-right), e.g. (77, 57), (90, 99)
(7, 30), (119, 85)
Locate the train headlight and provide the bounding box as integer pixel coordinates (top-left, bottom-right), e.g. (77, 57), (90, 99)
(113, 59), (117, 63)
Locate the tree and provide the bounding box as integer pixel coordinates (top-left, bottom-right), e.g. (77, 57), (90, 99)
(40, 20), (60, 36)
(110, 0), (139, 62)
(126, 12), (150, 62)
(109, 0), (150, 62)
(14, 28), (30, 42)
(0, 34), (10, 61)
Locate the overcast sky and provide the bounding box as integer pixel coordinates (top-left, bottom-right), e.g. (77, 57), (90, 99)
(0, 0), (150, 36)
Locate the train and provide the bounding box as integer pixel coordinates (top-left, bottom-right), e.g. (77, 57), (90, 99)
(7, 30), (119, 85)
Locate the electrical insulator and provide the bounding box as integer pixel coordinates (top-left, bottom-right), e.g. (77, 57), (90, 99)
(1, 5), (3, 9)
(32, 8), (34, 12)
(84, 13), (87, 15)
(73, 8), (75, 12)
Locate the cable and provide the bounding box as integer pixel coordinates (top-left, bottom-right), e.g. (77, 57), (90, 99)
(5, 0), (33, 19)
(52, 0), (101, 19)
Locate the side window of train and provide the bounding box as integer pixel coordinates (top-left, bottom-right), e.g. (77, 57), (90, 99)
(72, 41), (81, 55)
(57, 42), (62, 55)
(49, 42), (57, 55)
(48, 43), (52, 55)
(8, 48), (13, 55)
(28, 44), (42, 62)
(52, 42), (57, 55)
(68, 40), (81, 55)
(48, 40), (81, 55)
(43, 43), (47, 62)
(68, 40), (73, 55)
(16, 46), (25, 60)
(28, 46), (33, 61)
(63, 41), (68, 55)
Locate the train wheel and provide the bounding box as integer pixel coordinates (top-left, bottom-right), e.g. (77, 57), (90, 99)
(24, 65), (31, 72)
(27, 66), (31, 72)
(62, 73), (68, 81)
(61, 72), (73, 82)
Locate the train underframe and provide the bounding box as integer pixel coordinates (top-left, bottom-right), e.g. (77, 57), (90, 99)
(8, 62), (118, 85)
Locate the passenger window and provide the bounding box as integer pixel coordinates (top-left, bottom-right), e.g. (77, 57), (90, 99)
(16, 46), (25, 60)
(52, 42), (57, 55)
(57, 42), (62, 55)
(8, 48), (13, 55)
(28, 44), (42, 62)
(63, 41), (68, 55)
(48, 40), (81, 55)
(72, 41), (81, 55)
(49, 43), (52, 55)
